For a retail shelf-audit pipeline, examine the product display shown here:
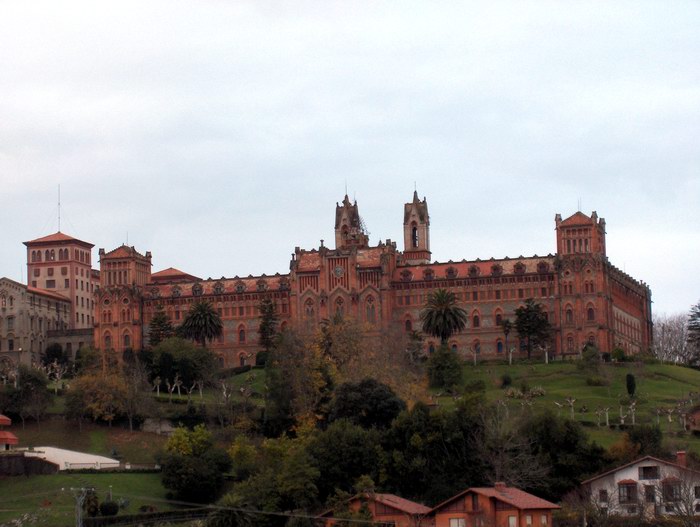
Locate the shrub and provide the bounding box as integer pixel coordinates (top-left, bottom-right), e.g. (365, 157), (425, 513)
(99, 501), (119, 517)
(500, 374), (512, 388)
(626, 373), (636, 397)
(586, 376), (608, 386)
(464, 379), (486, 393)
(612, 348), (626, 362)
(427, 344), (463, 391)
(255, 351), (268, 367)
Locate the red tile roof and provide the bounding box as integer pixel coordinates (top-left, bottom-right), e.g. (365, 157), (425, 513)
(151, 267), (202, 283)
(27, 286), (71, 303)
(0, 431), (18, 445)
(558, 211), (593, 227)
(373, 493), (431, 515)
(101, 245), (149, 260)
(24, 231), (94, 247)
(0, 414), (11, 426)
(432, 487), (559, 513)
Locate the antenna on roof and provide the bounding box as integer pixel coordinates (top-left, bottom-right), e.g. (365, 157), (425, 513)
(345, 179), (348, 196)
(126, 232), (129, 246)
(414, 181), (417, 192)
(58, 184), (61, 232)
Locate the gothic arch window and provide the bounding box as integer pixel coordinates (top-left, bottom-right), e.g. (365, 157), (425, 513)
(428, 343), (436, 354)
(514, 262), (526, 275)
(451, 343), (458, 352)
(537, 261), (550, 274)
(235, 282), (246, 294)
(411, 223), (418, 248)
(304, 298), (315, 318)
(587, 334), (596, 346)
(123, 332), (131, 349)
(404, 319), (413, 332)
(104, 333), (112, 350)
(587, 305), (596, 321)
(491, 264), (503, 277)
(256, 280), (268, 292)
(473, 340), (481, 354)
(468, 265), (480, 278)
(365, 296), (376, 324)
(445, 267), (458, 279)
(472, 312), (480, 328)
(192, 283), (203, 297)
(239, 353), (247, 367)
(335, 297), (345, 317)
(565, 306), (574, 324)
(567, 335), (574, 351)
(238, 326), (246, 343)
(213, 282), (225, 295)
(423, 269), (434, 281)
(495, 311), (503, 326)
(497, 340), (504, 354)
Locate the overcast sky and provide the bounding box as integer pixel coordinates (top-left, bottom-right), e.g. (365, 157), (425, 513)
(1, 1), (698, 316)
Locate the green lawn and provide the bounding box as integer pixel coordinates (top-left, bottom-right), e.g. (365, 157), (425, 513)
(0, 472), (171, 526)
(431, 361), (700, 453)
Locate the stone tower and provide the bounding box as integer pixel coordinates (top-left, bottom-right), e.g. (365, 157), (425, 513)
(402, 191), (431, 264)
(334, 195), (369, 249)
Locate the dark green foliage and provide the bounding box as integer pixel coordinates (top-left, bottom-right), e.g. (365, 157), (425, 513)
(420, 289), (468, 344)
(151, 337), (217, 387)
(518, 411), (607, 501)
(381, 397), (488, 503)
(257, 298), (279, 353)
(612, 347), (626, 362)
(74, 346), (101, 374)
(83, 489), (99, 517)
(427, 344), (463, 390)
(687, 301), (700, 366)
(328, 378), (406, 429)
(99, 501), (119, 516)
(514, 298), (552, 359)
(626, 373), (636, 397)
(585, 376), (608, 386)
(627, 424), (664, 457)
(464, 379), (486, 393)
(255, 350), (269, 366)
(148, 305), (174, 348)
(3, 365), (52, 426)
(41, 343), (70, 367)
(306, 419), (381, 502)
(500, 374), (512, 388)
(161, 452), (225, 503)
(177, 300), (223, 346)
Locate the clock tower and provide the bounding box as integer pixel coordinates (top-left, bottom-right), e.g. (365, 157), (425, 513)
(402, 191), (431, 265)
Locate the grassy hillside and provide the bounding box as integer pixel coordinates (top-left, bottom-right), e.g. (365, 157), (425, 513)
(0, 472), (171, 526)
(430, 361), (700, 451)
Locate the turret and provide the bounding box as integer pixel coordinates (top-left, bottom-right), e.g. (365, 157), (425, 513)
(402, 191), (431, 264)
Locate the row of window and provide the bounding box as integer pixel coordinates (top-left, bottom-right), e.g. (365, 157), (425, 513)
(30, 248), (90, 264)
(603, 482), (700, 504)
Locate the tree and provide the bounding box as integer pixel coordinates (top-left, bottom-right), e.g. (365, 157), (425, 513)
(148, 305), (174, 348)
(626, 373), (636, 398)
(67, 374), (127, 427)
(258, 298), (279, 361)
(427, 344), (463, 391)
(5, 365), (52, 427)
(420, 289), (468, 345)
(122, 359), (154, 432)
(514, 298), (551, 360)
(151, 337), (217, 393)
(686, 301), (700, 366)
(328, 378), (406, 429)
(178, 300), (223, 346)
(41, 343), (70, 367)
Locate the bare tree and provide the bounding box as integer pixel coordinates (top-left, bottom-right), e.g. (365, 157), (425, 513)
(652, 313), (689, 363)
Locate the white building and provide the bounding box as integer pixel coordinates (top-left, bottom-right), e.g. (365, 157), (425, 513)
(582, 452), (700, 521)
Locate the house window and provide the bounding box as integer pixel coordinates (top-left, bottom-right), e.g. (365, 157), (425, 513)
(565, 308), (573, 323)
(526, 515), (532, 526)
(663, 482), (681, 502)
(8, 339), (14, 352)
(449, 519), (464, 527)
(639, 466), (659, 480)
(644, 485), (655, 503)
(540, 514), (548, 526)
(239, 328), (246, 343)
(618, 483), (637, 504)
(587, 307), (595, 321)
(471, 494), (479, 511)
(598, 490), (608, 503)
(508, 516), (516, 527)
(497, 341), (504, 354)
(46, 280), (56, 288)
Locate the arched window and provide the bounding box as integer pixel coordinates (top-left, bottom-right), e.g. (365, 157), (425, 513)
(50, 249), (55, 261)
(335, 297), (344, 317)
(31, 251), (36, 262)
(567, 336), (574, 351)
(428, 343), (435, 354)
(565, 308), (573, 324)
(587, 307), (595, 321)
(239, 354), (247, 367)
(365, 296), (376, 324)
(473, 314), (480, 328)
(495, 313), (502, 326)
(497, 341), (504, 354)
(473, 341), (481, 354)
(45, 250), (51, 261)
(451, 344), (458, 352)
(104, 333), (112, 350)
(304, 299), (314, 318)
(123, 333), (131, 349)
(404, 319), (413, 332)
(411, 224), (418, 248)
(238, 327), (246, 343)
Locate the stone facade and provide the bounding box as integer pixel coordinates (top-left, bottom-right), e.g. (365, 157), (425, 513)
(0, 277), (72, 366)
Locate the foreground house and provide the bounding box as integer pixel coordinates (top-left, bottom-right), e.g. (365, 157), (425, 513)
(430, 483), (560, 527)
(581, 451), (700, 521)
(321, 492), (431, 527)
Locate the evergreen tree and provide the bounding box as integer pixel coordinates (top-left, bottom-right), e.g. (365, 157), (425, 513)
(148, 305), (174, 347)
(687, 301), (700, 366)
(257, 298), (279, 365)
(514, 298), (551, 359)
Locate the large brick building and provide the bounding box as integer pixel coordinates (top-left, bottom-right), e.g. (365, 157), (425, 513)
(88, 192), (652, 367)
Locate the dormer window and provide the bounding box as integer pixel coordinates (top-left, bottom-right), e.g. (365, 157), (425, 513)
(445, 267), (458, 279)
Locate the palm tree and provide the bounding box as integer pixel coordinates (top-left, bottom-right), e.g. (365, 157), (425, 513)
(420, 289), (468, 345)
(178, 300), (223, 347)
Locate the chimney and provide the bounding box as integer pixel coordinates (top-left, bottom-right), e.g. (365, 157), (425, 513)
(494, 482), (506, 491)
(676, 451), (687, 467)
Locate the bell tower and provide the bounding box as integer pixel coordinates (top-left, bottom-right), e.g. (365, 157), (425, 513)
(403, 191), (431, 264)
(334, 195), (369, 249)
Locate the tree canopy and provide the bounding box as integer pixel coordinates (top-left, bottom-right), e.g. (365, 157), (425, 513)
(420, 289), (468, 344)
(178, 300), (223, 346)
(514, 298), (552, 359)
(328, 378), (406, 429)
(148, 305), (174, 347)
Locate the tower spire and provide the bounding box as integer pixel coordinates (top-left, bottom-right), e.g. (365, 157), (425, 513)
(58, 184), (61, 232)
